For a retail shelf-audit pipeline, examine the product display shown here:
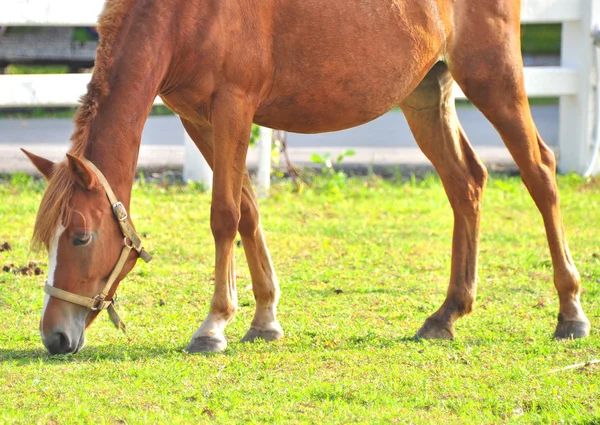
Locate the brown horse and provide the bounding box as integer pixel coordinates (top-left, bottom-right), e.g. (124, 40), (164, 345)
(24, 0), (590, 355)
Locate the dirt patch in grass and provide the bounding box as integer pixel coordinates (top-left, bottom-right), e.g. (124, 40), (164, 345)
(2, 261), (43, 276)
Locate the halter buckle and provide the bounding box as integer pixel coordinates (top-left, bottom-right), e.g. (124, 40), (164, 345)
(90, 294), (106, 311)
(112, 202), (128, 221)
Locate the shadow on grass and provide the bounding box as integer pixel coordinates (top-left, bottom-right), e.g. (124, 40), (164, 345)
(1, 329), (496, 364)
(0, 343), (191, 365)
(0, 335), (431, 364)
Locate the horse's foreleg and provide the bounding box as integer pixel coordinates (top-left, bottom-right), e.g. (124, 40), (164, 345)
(446, 5), (590, 339)
(180, 118), (283, 346)
(183, 95), (255, 353)
(238, 177), (283, 343)
(400, 62), (488, 339)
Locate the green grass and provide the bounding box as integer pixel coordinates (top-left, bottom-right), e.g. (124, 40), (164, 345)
(0, 174), (599, 424)
(521, 24), (561, 55)
(0, 105), (175, 119)
(5, 64), (70, 75)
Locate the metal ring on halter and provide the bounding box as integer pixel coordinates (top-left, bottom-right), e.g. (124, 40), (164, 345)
(90, 294), (105, 311)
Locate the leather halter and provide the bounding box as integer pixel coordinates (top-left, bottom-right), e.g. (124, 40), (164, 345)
(44, 158), (152, 332)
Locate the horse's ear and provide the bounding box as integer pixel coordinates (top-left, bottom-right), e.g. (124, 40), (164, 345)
(21, 149), (55, 180)
(66, 154), (97, 190)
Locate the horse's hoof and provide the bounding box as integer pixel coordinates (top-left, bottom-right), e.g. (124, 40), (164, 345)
(241, 327), (284, 343)
(553, 316), (590, 340)
(415, 318), (455, 340)
(185, 335), (227, 353)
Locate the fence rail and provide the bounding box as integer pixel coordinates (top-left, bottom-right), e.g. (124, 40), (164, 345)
(1, 0), (599, 181)
(0, 66), (582, 108)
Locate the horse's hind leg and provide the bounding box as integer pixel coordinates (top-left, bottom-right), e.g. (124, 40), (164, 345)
(446, 3), (590, 338)
(400, 62), (488, 339)
(181, 119), (283, 350)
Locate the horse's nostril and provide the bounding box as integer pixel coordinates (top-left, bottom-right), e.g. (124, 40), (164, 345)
(45, 331), (76, 355)
(57, 332), (68, 350)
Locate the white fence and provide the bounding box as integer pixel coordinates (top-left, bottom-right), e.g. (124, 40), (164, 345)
(1, 0), (599, 182)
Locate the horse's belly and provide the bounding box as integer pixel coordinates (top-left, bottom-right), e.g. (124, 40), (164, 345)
(254, 86), (402, 133)
(254, 0), (445, 133)
(254, 79), (413, 134)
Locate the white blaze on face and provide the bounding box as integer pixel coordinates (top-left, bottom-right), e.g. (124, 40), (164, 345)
(41, 224), (65, 321)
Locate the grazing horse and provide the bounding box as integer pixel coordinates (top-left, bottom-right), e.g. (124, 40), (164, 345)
(24, 0), (590, 355)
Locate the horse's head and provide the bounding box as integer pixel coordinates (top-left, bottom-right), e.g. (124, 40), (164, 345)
(23, 150), (150, 355)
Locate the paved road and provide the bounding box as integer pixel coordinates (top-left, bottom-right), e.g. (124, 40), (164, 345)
(0, 106), (558, 147)
(0, 105), (558, 174)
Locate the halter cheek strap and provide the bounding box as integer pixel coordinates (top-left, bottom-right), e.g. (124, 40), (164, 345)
(44, 158), (152, 332)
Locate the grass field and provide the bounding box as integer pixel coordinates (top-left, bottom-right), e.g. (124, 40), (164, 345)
(0, 174), (599, 424)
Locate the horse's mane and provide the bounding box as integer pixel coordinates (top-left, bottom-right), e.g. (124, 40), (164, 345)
(32, 0), (135, 250)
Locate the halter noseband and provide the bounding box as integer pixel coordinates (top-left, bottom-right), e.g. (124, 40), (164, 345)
(44, 158), (152, 332)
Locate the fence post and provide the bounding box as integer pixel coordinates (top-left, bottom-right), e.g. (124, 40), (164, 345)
(558, 0), (600, 175)
(183, 128), (212, 189)
(256, 126), (272, 198)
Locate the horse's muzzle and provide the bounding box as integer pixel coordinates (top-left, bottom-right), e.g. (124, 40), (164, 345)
(42, 328), (86, 354)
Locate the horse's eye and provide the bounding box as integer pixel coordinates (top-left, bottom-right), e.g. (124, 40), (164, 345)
(73, 234), (92, 247)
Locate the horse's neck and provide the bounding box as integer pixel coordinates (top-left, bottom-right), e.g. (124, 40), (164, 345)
(82, 8), (172, 207)
(83, 87), (154, 206)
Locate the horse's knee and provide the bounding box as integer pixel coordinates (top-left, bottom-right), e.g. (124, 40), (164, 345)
(211, 202), (240, 243)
